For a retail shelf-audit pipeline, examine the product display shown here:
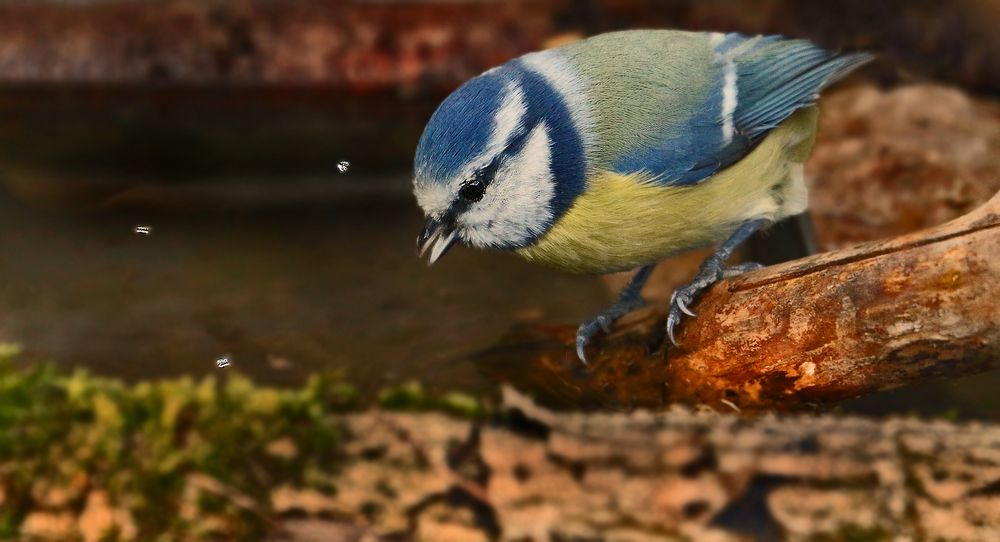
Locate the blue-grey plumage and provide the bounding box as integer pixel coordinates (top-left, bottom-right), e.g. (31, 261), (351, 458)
(412, 30), (871, 363)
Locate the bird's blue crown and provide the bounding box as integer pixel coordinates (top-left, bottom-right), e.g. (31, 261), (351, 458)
(413, 60), (587, 245)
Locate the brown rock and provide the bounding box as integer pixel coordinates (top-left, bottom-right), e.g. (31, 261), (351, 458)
(31, 480), (75, 509)
(78, 490), (138, 542)
(286, 390), (1000, 540)
(21, 511), (75, 540)
(272, 519), (365, 542)
(413, 504), (489, 542)
(271, 485), (348, 517)
(265, 437), (299, 460)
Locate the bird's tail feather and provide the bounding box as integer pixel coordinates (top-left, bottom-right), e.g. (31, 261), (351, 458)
(727, 38), (874, 138)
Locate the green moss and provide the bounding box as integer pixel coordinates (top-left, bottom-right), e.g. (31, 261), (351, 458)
(939, 407), (960, 421)
(437, 391), (487, 418)
(376, 380), (426, 410)
(377, 380), (487, 419)
(0, 352), (356, 540)
(0, 348), (491, 539)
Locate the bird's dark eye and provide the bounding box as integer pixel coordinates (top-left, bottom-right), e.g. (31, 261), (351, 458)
(459, 180), (486, 202)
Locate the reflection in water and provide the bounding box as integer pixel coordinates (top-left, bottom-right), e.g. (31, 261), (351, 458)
(0, 181), (609, 397)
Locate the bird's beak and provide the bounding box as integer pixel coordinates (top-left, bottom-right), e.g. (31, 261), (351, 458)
(416, 216), (458, 266)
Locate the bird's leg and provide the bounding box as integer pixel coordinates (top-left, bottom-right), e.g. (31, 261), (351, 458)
(575, 264), (655, 365)
(666, 218), (771, 346)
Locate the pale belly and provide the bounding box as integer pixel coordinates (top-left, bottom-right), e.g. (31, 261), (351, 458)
(516, 108), (817, 274)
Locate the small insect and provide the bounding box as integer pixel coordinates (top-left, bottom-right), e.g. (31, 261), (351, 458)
(133, 225), (152, 236)
(336, 160), (351, 174)
(216, 357), (231, 369)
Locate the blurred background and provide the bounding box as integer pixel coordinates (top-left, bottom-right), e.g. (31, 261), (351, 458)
(0, 0), (998, 417)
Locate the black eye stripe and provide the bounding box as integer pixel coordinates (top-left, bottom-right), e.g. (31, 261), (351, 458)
(452, 121), (542, 210)
(457, 157), (501, 204)
(459, 181), (485, 202)
(454, 122), (537, 207)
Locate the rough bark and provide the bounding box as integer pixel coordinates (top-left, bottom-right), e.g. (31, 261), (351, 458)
(476, 191), (1000, 412)
(271, 389), (1000, 542)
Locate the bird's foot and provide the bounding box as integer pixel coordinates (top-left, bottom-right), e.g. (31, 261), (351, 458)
(575, 295), (646, 365)
(666, 260), (763, 347)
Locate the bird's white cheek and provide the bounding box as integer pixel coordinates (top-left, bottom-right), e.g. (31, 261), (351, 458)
(460, 123), (555, 248)
(413, 181), (452, 218)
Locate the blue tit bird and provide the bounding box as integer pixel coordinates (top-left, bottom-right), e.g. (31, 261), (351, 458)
(413, 30), (871, 364)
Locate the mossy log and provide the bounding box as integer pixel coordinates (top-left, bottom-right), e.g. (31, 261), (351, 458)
(274, 388), (1000, 541)
(476, 191), (1000, 412)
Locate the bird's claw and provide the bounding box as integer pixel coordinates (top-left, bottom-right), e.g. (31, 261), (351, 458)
(666, 312), (680, 347)
(575, 315), (616, 365)
(665, 260), (764, 347)
(575, 296), (645, 365)
(575, 334), (591, 366)
(597, 314), (614, 334)
(666, 262), (722, 347)
(578, 258), (764, 358)
(666, 286), (700, 347)
(675, 293), (697, 317)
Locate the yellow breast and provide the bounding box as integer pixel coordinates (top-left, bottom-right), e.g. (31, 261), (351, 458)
(517, 108), (818, 274)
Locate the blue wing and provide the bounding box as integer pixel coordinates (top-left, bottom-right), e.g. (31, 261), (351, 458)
(612, 34), (871, 185)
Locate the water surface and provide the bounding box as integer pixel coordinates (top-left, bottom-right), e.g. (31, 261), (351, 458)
(0, 179), (609, 396)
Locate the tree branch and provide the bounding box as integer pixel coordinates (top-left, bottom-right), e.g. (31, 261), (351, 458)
(476, 191), (1000, 412)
